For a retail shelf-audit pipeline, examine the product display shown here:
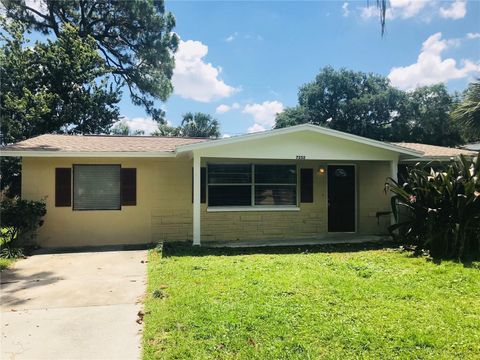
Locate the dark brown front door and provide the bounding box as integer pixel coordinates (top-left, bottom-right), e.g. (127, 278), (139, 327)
(328, 165), (356, 232)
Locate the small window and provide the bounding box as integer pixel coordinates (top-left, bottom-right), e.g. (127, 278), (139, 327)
(208, 164), (252, 206)
(254, 165), (296, 206)
(73, 165), (121, 210)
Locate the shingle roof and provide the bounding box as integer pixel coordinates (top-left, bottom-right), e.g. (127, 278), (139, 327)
(462, 142), (480, 151)
(0, 134), (210, 153)
(393, 142), (477, 158)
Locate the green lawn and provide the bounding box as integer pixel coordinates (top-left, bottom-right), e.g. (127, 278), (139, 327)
(143, 243), (480, 359)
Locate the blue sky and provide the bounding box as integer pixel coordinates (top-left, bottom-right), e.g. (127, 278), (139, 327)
(25, 0), (480, 136)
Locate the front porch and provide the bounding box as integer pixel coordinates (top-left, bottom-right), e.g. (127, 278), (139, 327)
(176, 125), (421, 246)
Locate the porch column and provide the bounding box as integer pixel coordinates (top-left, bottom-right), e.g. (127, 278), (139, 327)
(193, 153), (201, 246)
(389, 157), (399, 226)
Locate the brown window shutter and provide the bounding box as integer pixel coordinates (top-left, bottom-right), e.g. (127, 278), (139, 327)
(192, 167), (207, 203)
(300, 168), (314, 203)
(121, 168), (136, 206)
(55, 168), (71, 207)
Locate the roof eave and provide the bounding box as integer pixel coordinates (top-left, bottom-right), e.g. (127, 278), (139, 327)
(0, 150), (176, 158)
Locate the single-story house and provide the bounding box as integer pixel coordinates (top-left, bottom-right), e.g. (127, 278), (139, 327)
(1, 124), (477, 248)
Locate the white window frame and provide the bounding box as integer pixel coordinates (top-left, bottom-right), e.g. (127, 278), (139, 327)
(206, 163), (300, 212)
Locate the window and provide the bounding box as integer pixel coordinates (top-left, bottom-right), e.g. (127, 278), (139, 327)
(207, 164), (297, 207)
(207, 164), (252, 206)
(74, 165), (121, 210)
(254, 165), (297, 205)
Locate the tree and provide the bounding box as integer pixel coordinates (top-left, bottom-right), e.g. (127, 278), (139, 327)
(111, 121), (145, 136)
(451, 80), (480, 141)
(0, 20), (121, 145)
(152, 112), (220, 138)
(178, 112), (220, 138)
(275, 67), (463, 146)
(403, 84), (463, 147)
(275, 66), (407, 141)
(2, 0), (179, 122)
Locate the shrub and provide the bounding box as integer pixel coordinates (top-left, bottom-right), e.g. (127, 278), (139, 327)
(386, 155), (480, 260)
(0, 196), (46, 251)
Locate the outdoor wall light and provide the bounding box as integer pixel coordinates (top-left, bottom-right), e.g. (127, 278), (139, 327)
(317, 166), (326, 176)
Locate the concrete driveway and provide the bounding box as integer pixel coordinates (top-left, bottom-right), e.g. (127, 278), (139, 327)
(1, 249), (147, 360)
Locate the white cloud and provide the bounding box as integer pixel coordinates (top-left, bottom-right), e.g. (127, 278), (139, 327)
(439, 0), (466, 19)
(360, 0), (432, 20)
(25, 0), (47, 14)
(360, 6), (377, 19)
(172, 40), (238, 102)
(216, 104), (231, 114)
(115, 117), (159, 135)
(388, 0), (433, 19)
(360, 0), (466, 21)
(243, 101), (284, 127)
(247, 124), (267, 133)
(467, 32), (480, 40)
(225, 32), (238, 42)
(215, 102), (240, 114)
(388, 32), (480, 90)
(342, 2), (350, 17)
(243, 101), (284, 133)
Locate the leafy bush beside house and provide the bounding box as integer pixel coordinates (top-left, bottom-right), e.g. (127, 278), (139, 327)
(0, 196), (46, 255)
(387, 155), (480, 260)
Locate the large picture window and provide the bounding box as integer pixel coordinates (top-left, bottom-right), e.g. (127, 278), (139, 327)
(73, 165), (121, 210)
(207, 164), (297, 207)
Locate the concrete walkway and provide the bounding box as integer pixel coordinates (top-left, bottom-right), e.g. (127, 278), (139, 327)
(1, 249), (147, 360)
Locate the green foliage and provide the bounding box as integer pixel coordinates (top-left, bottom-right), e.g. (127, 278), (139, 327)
(452, 80), (480, 141)
(178, 112), (220, 138)
(387, 155), (480, 259)
(0, 196), (47, 248)
(275, 66), (407, 140)
(275, 67), (463, 146)
(111, 120), (145, 136)
(2, 0), (178, 122)
(0, 20), (121, 145)
(144, 244), (480, 359)
(0, 246), (24, 259)
(405, 84), (463, 146)
(153, 112), (220, 138)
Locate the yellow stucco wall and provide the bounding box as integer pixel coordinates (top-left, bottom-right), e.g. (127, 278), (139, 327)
(22, 157), (193, 247)
(21, 157), (391, 247)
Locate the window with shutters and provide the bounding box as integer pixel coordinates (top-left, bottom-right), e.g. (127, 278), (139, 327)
(73, 165), (121, 210)
(207, 164), (297, 207)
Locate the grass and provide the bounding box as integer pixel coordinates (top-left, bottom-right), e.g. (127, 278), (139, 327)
(143, 242), (480, 359)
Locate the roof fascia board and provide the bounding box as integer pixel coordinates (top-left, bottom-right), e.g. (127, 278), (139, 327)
(400, 155), (475, 162)
(0, 151), (176, 158)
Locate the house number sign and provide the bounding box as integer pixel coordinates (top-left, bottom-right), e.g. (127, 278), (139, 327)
(296, 155), (306, 160)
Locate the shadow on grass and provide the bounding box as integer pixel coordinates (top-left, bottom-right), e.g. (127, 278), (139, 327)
(161, 240), (401, 258)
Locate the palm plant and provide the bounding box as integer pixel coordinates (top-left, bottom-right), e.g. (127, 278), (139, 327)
(451, 80), (480, 139)
(386, 155), (480, 260)
(179, 112), (220, 138)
